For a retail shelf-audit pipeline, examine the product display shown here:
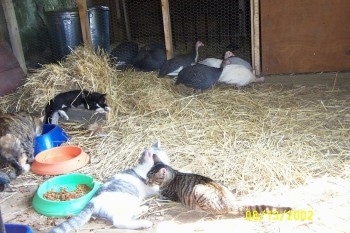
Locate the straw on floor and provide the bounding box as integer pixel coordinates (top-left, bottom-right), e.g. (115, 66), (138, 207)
(0, 46), (349, 197)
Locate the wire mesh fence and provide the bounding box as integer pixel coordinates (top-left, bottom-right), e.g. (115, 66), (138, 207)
(0, 0), (251, 69)
(113, 0), (251, 61)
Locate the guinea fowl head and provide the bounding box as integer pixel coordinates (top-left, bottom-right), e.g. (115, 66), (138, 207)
(224, 50), (235, 59)
(195, 41), (204, 49)
(193, 41), (204, 63)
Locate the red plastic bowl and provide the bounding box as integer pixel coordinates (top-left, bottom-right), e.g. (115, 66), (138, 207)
(31, 145), (90, 175)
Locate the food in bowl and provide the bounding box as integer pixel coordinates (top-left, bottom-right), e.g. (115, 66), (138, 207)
(43, 184), (92, 201)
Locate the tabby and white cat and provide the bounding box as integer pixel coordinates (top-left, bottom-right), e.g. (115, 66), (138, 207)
(49, 141), (170, 233)
(44, 90), (111, 124)
(0, 111), (43, 179)
(146, 163), (292, 216)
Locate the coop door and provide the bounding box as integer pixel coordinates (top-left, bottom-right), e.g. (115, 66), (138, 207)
(260, 0), (350, 75)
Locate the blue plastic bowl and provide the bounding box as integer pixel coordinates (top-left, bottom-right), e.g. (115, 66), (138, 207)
(5, 224), (34, 233)
(34, 124), (70, 155)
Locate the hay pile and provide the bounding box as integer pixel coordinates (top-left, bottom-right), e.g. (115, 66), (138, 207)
(0, 46), (349, 196)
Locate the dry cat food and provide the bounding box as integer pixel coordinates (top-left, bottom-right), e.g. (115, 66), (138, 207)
(43, 184), (92, 201)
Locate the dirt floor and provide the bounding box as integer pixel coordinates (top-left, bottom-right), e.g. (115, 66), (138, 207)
(1, 71), (350, 233)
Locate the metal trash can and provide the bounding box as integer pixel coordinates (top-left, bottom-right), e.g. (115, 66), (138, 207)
(45, 9), (83, 61)
(88, 6), (110, 52)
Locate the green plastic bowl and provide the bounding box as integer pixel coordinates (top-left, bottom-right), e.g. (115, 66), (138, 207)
(32, 173), (101, 217)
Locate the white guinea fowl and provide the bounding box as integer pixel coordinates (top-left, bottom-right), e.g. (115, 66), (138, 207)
(218, 58), (264, 87)
(158, 41), (204, 78)
(224, 51), (253, 72)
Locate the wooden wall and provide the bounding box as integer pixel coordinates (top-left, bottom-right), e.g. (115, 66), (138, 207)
(260, 0), (350, 75)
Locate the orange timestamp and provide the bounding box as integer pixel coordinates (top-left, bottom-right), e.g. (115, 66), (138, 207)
(245, 209), (314, 221)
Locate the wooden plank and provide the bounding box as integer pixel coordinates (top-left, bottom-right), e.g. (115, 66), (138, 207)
(76, 0), (92, 47)
(1, 0), (27, 74)
(250, 0), (261, 75)
(260, 0), (350, 75)
(161, 0), (174, 59)
(121, 0), (131, 41)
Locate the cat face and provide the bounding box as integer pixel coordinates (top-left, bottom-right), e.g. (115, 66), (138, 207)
(85, 93), (110, 112)
(146, 163), (168, 186)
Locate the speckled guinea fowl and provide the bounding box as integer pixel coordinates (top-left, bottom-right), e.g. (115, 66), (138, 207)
(175, 62), (227, 91)
(133, 43), (166, 71)
(158, 41), (204, 78)
(110, 41), (139, 67)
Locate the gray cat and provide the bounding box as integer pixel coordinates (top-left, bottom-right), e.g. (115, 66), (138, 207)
(0, 111), (43, 180)
(49, 141), (170, 233)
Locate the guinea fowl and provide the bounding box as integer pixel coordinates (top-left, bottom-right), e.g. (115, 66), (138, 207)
(175, 60), (228, 91)
(198, 57), (222, 68)
(133, 43), (166, 71)
(224, 51), (253, 72)
(218, 58), (264, 87)
(158, 41), (204, 77)
(110, 41), (139, 67)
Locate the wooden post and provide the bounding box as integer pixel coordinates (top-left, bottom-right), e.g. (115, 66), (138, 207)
(121, 0), (131, 41)
(2, 0), (27, 74)
(76, 0), (92, 47)
(161, 0), (174, 59)
(251, 0), (261, 75)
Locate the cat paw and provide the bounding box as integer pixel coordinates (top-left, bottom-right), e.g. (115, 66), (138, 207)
(95, 108), (106, 113)
(105, 106), (111, 111)
(58, 110), (69, 120)
(22, 164), (31, 173)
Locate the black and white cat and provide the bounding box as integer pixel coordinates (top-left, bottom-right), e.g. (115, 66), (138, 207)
(44, 90), (111, 124)
(49, 141), (170, 233)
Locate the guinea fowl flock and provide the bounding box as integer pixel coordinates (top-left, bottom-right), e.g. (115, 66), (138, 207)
(109, 40), (264, 92)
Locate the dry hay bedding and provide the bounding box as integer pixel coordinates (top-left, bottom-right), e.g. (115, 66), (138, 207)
(0, 47), (349, 192)
(0, 47), (349, 195)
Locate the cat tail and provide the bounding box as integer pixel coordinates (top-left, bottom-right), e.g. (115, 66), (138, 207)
(233, 204), (292, 216)
(48, 202), (94, 233)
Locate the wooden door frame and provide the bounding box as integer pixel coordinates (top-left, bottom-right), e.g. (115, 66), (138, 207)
(251, 0), (261, 76)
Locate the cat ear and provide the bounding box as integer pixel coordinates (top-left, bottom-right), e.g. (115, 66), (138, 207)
(141, 147), (154, 162)
(152, 140), (160, 149)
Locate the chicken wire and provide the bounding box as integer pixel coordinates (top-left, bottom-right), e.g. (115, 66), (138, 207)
(114, 0), (252, 62)
(1, 0), (251, 69)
